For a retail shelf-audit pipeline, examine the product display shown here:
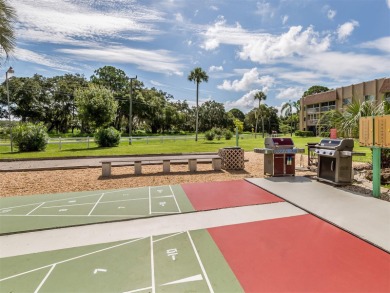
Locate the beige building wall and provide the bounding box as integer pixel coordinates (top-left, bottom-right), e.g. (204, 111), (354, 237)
(299, 77), (389, 134)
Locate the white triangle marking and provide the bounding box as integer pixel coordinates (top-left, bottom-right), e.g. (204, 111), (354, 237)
(157, 189), (163, 193)
(161, 274), (203, 286)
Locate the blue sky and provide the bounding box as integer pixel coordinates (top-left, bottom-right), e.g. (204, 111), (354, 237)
(4, 0), (390, 113)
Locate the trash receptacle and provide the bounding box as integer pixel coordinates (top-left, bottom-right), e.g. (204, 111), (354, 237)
(218, 147), (244, 170)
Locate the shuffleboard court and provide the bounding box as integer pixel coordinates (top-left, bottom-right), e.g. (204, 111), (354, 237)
(1, 214), (389, 292)
(208, 214), (390, 292)
(0, 229), (243, 293)
(0, 185), (195, 234)
(182, 179), (283, 211)
(0, 180), (284, 235)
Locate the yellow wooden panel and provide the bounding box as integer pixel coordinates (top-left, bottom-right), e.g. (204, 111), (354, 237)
(374, 116), (390, 148)
(359, 117), (373, 146)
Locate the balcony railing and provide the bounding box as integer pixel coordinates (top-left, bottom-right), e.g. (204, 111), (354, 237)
(306, 119), (318, 126)
(307, 108), (319, 114)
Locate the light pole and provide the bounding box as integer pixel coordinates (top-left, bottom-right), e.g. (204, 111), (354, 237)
(6, 67), (14, 152)
(129, 76), (137, 145)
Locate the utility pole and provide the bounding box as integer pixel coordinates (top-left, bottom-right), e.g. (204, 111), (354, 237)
(129, 76), (137, 145)
(6, 67), (14, 152)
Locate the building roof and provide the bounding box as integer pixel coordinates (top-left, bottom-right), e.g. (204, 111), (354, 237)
(379, 78), (390, 93)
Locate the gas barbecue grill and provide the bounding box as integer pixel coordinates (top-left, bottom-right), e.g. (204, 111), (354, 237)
(254, 137), (305, 176)
(314, 138), (364, 185)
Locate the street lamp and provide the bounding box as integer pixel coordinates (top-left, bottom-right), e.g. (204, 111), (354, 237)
(6, 67), (14, 152)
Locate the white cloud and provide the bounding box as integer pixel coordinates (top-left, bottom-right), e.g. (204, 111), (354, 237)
(209, 65), (223, 72)
(282, 15), (289, 25)
(360, 37), (390, 53)
(218, 68), (274, 91)
(210, 5), (219, 11)
(58, 46), (184, 76)
(256, 1), (275, 19)
(200, 17), (255, 50)
(337, 20), (359, 41)
(286, 51), (390, 79)
(14, 0), (163, 45)
(327, 9), (336, 20)
(175, 13), (184, 22)
(276, 87), (304, 100)
(387, 0), (390, 9)
(239, 26), (331, 63)
(15, 48), (76, 72)
(225, 89), (269, 111)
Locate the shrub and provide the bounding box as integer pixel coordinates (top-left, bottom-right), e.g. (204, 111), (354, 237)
(94, 127), (121, 147)
(204, 130), (215, 141)
(13, 122), (49, 152)
(295, 130), (315, 137)
(211, 127), (222, 140)
(224, 129), (233, 140)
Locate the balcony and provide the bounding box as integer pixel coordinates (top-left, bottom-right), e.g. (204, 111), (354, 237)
(320, 105), (336, 112)
(306, 119), (318, 126)
(307, 108), (319, 114)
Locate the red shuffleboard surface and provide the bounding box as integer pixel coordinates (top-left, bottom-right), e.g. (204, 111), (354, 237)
(208, 214), (390, 292)
(181, 180), (283, 211)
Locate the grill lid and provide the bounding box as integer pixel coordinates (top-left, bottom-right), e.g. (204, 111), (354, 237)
(264, 137), (294, 149)
(316, 138), (354, 151)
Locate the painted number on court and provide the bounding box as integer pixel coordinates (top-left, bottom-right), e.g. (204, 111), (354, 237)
(167, 248), (178, 260)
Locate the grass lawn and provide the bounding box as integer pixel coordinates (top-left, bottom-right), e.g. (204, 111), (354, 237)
(0, 135), (372, 163)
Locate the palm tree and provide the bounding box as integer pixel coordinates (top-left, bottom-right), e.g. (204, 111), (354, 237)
(254, 91), (267, 138)
(0, 0), (16, 64)
(188, 67), (209, 141)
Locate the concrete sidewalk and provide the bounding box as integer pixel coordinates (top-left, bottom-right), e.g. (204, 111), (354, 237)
(246, 177), (390, 253)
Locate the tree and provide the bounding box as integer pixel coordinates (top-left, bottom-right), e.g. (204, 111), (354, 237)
(281, 100), (300, 137)
(0, 0), (16, 64)
(75, 84), (118, 132)
(188, 67), (209, 141)
(303, 85), (330, 97)
(254, 91), (267, 138)
(198, 100), (231, 131)
(228, 108), (245, 122)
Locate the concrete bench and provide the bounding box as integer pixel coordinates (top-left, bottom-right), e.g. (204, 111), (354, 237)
(100, 154), (222, 177)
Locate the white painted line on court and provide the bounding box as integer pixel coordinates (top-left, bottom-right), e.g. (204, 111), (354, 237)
(153, 232), (184, 243)
(187, 231), (214, 293)
(26, 203), (45, 216)
(123, 286), (152, 293)
(161, 274), (203, 286)
(169, 185), (182, 213)
(148, 187), (152, 215)
(41, 202), (95, 209)
(34, 264), (56, 293)
(151, 211), (181, 214)
(88, 193), (105, 216)
(0, 214), (146, 217)
(150, 236), (156, 293)
(0, 238), (146, 282)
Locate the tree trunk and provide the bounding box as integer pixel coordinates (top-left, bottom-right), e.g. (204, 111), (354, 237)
(261, 116), (265, 138)
(195, 82), (199, 142)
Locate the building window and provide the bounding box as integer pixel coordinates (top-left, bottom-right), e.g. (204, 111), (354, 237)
(365, 95), (375, 102)
(385, 93), (390, 102)
(343, 97), (352, 106)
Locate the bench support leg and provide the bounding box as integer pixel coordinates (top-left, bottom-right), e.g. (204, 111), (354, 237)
(212, 158), (222, 171)
(102, 162), (112, 177)
(134, 161), (142, 175)
(188, 159), (197, 172)
(163, 160), (170, 173)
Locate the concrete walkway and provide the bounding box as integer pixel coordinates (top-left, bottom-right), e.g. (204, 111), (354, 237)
(0, 202), (305, 257)
(246, 177), (390, 253)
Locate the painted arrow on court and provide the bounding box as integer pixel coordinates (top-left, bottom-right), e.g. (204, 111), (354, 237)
(93, 268), (107, 274)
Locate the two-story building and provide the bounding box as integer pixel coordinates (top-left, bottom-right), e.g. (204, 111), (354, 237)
(299, 77), (390, 135)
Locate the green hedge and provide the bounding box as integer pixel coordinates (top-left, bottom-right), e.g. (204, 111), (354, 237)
(13, 122), (49, 152)
(94, 127), (121, 147)
(295, 130), (315, 137)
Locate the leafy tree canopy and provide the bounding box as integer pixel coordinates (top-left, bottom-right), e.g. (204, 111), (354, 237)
(303, 85), (330, 97)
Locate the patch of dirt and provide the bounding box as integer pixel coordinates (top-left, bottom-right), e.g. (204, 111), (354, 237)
(0, 152), (388, 201)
